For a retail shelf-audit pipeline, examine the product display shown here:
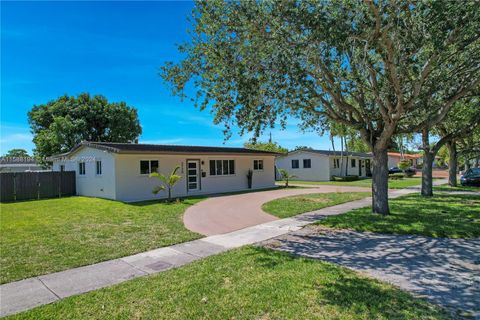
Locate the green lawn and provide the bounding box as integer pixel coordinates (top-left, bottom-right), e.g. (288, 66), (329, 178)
(286, 177), (426, 189)
(7, 247), (448, 320)
(433, 185), (479, 193)
(262, 192), (371, 218)
(0, 196), (203, 284)
(318, 194), (480, 238)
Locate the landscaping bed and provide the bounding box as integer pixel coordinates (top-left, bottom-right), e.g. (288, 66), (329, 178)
(0, 196), (203, 284)
(317, 194), (480, 238)
(7, 247), (448, 320)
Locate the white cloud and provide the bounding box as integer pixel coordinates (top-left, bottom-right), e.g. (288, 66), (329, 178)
(0, 133), (33, 144)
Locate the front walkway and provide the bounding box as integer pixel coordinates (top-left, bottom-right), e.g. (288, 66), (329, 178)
(262, 226), (480, 318)
(183, 185), (371, 235)
(0, 181), (445, 317)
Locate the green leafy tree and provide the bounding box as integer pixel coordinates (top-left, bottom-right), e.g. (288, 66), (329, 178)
(397, 160), (412, 177)
(278, 169), (296, 188)
(244, 141), (287, 154)
(4, 149), (30, 158)
(150, 166), (182, 201)
(28, 93), (142, 161)
(420, 97), (480, 193)
(162, 1), (479, 214)
(294, 146), (313, 151)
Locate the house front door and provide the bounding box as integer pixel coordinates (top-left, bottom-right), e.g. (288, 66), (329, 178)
(187, 160), (200, 192)
(359, 160), (363, 176)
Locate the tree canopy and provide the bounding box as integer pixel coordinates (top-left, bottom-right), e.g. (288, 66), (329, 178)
(244, 141), (288, 154)
(162, 0), (479, 214)
(3, 149), (30, 158)
(28, 93), (142, 159)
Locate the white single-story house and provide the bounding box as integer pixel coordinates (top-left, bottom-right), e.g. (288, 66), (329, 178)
(50, 141), (277, 202)
(275, 149), (372, 181)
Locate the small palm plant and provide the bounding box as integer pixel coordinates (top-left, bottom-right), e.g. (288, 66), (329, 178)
(150, 165), (182, 201)
(279, 169), (297, 187)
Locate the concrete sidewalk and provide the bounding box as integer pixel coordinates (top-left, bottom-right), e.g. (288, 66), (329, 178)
(0, 182), (447, 317)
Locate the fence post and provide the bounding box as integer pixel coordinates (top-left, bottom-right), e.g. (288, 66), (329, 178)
(59, 171), (62, 198)
(13, 172), (16, 202)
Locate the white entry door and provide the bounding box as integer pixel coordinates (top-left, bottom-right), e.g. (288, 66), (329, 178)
(187, 160), (200, 191)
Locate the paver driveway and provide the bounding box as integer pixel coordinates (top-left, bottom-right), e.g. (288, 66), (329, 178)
(183, 185), (371, 235)
(262, 226), (480, 318)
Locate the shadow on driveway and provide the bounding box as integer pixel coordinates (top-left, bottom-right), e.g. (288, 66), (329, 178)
(261, 226), (480, 318)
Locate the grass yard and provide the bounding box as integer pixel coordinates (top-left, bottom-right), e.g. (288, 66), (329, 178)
(0, 196), (203, 284)
(318, 194), (480, 238)
(433, 185), (479, 193)
(262, 192), (370, 218)
(7, 246), (448, 320)
(286, 177), (426, 189)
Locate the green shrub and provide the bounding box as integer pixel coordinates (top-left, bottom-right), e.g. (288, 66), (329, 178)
(332, 175), (360, 181)
(389, 174), (404, 180)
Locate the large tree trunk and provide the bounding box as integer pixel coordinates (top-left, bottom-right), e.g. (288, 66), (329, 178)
(421, 128), (434, 197)
(421, 152), (434, 197)
(371, 147), (389, 215)
(446, 140), (457, 187)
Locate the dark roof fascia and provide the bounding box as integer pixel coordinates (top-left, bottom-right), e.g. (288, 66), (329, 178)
(284, 149), (372, 158)
(52, 141), (280, 158)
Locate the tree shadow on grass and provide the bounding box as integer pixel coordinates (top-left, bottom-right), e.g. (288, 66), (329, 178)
(318, 194), (480, 238)
(261, 228), (479, 318)
(248, 246), (449, 319)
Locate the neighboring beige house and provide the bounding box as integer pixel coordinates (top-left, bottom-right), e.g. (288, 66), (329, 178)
(387, 152), (423, 168)
(51, 141), (277, 202)
(275, 149), (372, 181)
(388, 152), (442, 169)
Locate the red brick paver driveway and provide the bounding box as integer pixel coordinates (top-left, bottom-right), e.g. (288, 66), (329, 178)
(183, 185), (371, 236)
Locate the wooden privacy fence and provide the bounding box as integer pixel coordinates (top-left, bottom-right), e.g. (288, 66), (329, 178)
(0, 171), (76, 202)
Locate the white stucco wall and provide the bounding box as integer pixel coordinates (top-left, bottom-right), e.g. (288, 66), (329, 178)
(114, 153), (276, 202)
(275, 151), (331, 181)
(52, 147), (116, 200)
(276, 151), (372, 181)
(330, 156), (370, 177)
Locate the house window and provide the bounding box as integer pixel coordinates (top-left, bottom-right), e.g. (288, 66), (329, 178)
(253, 160), (264, 171)
(333, 158), (340, 169)
(140, 160), (159, 175)
(210, 160), (235, 176)
(60, 165), (65, 172)
(96, 161), (102, 175)
(78, 162), (86, 175)
(303, 159), (311, 168)
(351, 159), (356, 168)
(292, 159), (299, 169)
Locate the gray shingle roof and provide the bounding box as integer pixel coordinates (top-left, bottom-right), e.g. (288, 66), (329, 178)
(291, 149), (372, 158)
(57, 141), (279, 157)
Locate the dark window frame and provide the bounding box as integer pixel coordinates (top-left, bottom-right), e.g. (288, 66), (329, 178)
(210, 159), (236, 176)
(253, 159), (264, 171)
(303, 159), (311, 168)
(78, 162), (86, 175)
(140, 160), (159, 175)
(351, 159), (356, 168)
(291, 159), (300, 169)
(96, 160), (102, 175)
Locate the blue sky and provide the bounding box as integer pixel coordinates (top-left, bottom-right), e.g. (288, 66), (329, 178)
(1, 1), (334, 155)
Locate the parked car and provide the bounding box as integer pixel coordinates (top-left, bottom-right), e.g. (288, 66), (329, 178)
(388, 167), (417, 175)
(460, 168), (480, 186)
